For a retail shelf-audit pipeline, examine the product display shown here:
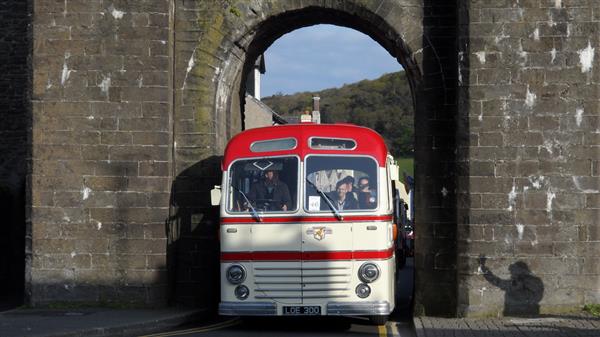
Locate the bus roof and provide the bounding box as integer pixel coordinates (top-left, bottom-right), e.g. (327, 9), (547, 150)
(222, 123), (388, 169)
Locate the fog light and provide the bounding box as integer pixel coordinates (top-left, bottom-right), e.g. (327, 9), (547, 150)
(235, 285), (249, 300)
(358, 263), (380, 283)
(356, 283), (371, 298)
(226, 265), (246, 284)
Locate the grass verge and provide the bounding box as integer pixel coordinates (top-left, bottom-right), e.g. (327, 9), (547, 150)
(396, 157), (414, 177)
(583, 304), (600, 317)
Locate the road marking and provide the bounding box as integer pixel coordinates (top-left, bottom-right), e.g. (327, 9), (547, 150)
(378, 324), (387, 337)
(139, 318), (241, 337)
(387, 321), (416, 337)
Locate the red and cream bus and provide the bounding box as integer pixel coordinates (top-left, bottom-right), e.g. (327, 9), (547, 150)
(211, 122), (400, 324)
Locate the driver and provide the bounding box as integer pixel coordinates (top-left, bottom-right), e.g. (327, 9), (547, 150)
(247, 169), (292, 211)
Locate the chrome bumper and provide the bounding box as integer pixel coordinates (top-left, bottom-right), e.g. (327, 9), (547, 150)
(327, 301), (391, 315)
(219, 301), (391, 316)
(219, 302), (277, 316)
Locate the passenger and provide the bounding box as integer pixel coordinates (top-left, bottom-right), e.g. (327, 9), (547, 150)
(247, 169), (292, 211)
(357, 176), (377, 209)
(326, 180), (358, 211)
(340, 175), (359, 205)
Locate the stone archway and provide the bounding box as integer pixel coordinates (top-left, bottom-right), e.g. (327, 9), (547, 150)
(173, 0), (459, 316)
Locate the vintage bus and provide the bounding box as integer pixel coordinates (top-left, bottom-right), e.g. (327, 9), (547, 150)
(211, 122), (401, 325)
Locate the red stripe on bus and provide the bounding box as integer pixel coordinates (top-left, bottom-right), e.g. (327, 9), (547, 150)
(221, 248), (394, 261)
(221, 215), (393, 224)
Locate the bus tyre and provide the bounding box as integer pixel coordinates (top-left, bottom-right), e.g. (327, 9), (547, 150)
(369, 315), (388, 325)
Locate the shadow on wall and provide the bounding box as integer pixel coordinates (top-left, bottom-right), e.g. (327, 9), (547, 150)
(0, 0), (29, 308)
(167, 156), (223, 309)
(413, 0), (459, 317)
(479, 255), (544, 317)
(0, 181), (26, 308)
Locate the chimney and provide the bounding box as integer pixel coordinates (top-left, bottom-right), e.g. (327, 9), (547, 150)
(311, 96), (321, 124)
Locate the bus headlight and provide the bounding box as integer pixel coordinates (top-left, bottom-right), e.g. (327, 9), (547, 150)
(358, 263), (380, 283)
(356, 283), (371, 298)
(226, 264), (246, 284)
(235, 285), (249, 300)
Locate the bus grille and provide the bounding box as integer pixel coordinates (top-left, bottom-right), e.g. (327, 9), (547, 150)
(253, 262), (352, 302)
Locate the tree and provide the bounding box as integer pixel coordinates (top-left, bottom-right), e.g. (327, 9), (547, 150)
(262, 71), (414, 158)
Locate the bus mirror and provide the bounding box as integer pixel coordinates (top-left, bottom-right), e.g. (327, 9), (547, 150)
(210, 185), (221, 206)
(389, 163), (399, 181)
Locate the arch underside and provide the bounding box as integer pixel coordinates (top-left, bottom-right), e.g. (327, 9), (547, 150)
(174, 0), (458, 316)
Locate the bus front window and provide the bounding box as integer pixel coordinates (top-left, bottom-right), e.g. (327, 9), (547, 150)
(305, 156), (378, 212)
(227, 157), (298, 213)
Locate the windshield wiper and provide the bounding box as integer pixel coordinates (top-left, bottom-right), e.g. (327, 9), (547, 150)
(306, 178), (343, 220)
(232, 186), (262, 222)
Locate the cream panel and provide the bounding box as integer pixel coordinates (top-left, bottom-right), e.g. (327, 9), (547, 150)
(220, 225), (252, 252)
(352, 222), (392, 251)
(252, 223), (301, 251)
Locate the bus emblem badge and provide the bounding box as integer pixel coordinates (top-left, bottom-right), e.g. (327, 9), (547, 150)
(307, 227), (332, 241)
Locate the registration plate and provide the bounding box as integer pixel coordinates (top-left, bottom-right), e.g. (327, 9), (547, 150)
(282, 305), (321, 316)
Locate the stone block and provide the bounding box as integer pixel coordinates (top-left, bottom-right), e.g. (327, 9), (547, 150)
(585, 194), (600, 208)
(84, 176), (128, 191)
(124, 223), (145, 239)
(109, 238), (167, 255)
(481, 194), (510, 209)
(478, 132), (503, 147)
(53, 191), (84, 208)
(100, 132), (133, 145)
(144, 223), (166, 239)
(92, 102), (142, 118)
(35, 0), (66, 13)
(81, 145), (109, 161)
(147, 193), (170, 207)
(31, 174), (83, 192)
(469, 210), (513, 225)
(141, 71), (169, 87)
(138, 161), (170, 177)
(146, 255), (167, 269)
(150, 40), (169, 56)
(109, 145), (169, 161)
(104, 39), (149, 56)
(132, 13), (149, 27)
(127, 177), (170, 192)
(119, 118), (169, 132)
(33, 145), (82, 160)
(116, 192), (148, 208)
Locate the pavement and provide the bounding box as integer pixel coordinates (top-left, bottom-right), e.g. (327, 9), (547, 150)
(0, 306), (207, 337)
(414, 315), (600, 337)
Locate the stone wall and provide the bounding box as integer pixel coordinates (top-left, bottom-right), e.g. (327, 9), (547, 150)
(30, 0), (172, 305)
(457, 0), (600, 316)
(20, 0), (600, 316)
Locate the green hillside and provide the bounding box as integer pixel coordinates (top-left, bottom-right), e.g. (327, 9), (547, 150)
(262, 71), (414, 158)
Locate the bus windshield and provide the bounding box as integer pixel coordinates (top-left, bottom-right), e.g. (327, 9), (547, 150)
(227, 157), (298, 213)
(305, 156), (378, 212)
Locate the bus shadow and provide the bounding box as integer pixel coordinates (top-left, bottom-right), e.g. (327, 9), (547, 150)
(391, 257), (415, 320)
(167, 156), (223, 310)
(237, 316), (364, 332)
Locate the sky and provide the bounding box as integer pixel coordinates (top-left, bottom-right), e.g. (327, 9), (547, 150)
(261, 24), (402, 97)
